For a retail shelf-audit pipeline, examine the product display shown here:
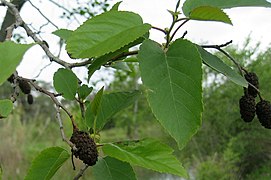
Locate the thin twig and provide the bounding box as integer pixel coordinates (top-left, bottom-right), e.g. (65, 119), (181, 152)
(181, 30), (188, 39)
(201, 41), (262, 96)
(1, 0), (141, 70)
(151, 26), (167, 34)
(201, 41), (243, 75)
(26, 79), (78, 131)
(175, 0), (181, 12)
(169, 19), (189, 42)
(73, 164), (89, 180)
(47, 0), (81, 25)
(33, 62), (52, 78)
(201, 40), (233, 49)
(1, 0), (71, 68)
(28, 0), (59, 29)
(55, 106), (77, 149)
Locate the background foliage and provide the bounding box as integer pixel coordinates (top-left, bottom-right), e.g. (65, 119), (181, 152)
(1, 0), (271, 179)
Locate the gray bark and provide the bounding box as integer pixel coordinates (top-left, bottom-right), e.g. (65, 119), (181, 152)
(0, 0), (26, 42)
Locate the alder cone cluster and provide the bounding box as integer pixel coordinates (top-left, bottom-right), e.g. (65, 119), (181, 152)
(256, 100), (271, 129)
(70, 130), (98, 166)
(239, 95), (256, 122)
(238, 72), (258, 123)
(245, 72), (259, 98)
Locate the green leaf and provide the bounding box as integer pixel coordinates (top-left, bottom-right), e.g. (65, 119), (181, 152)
(77, 84), (93, 100)
(0, 41), (33, 86)
(53, 68), (78, 100)
(52, 29), (73, 41)
(103, 139), (187, 178)
(66, 11), (151, 58)
(182, 0), (271, 16)
(138, 39), (202, 149)
(111, 62), (132, 72)
(93, 157), (136, 180)
(110, 1), (122, 11)
(86, 91), (140, 130)
(88, 36), (146, 79)
(189, 6), (232, 24)
(0, 99), (13, 118)
(25, 147), (70, 180)
(197, 46), (248, 87)
(91, 87), (104, 116)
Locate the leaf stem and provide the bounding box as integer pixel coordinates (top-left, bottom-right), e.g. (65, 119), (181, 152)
(165, 16), (189, 48)
(169, 19), (189, 42)
(152, 26), (167, 34)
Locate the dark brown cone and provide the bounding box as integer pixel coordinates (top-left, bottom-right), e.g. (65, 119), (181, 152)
(18, 79), (31, 94)
(245, 72), (259, 98)
(239, 95), (256, 122)
(27, 94), (34, 105)
(70, 130), (98, 166)
(256, 100), (271, 129)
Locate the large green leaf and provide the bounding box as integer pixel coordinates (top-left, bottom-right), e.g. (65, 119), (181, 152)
(0, 41), (33, 86)
(103, 139), (187, 177)
(86, 91), (140, 130)
(53, 68), (78, 100)
(197, 46), (248, 87)
(189, 6), (232, 24)
(138, 39), (202, 149)
(0, 99), (13, 118)
(93, 157), (137, 180)
(25, 147), (70, 180)
(66, 11), (151, 58)
(182, 0), (271, 16)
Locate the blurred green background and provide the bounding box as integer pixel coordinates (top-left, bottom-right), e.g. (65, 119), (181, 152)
(0, 39), (271, 179)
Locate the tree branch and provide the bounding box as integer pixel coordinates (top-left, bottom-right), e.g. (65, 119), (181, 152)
(73, 165), (89, 180)
(0, 0), (26, 42)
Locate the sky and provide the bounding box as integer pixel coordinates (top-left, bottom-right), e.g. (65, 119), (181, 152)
(1, 0), (271, 84)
